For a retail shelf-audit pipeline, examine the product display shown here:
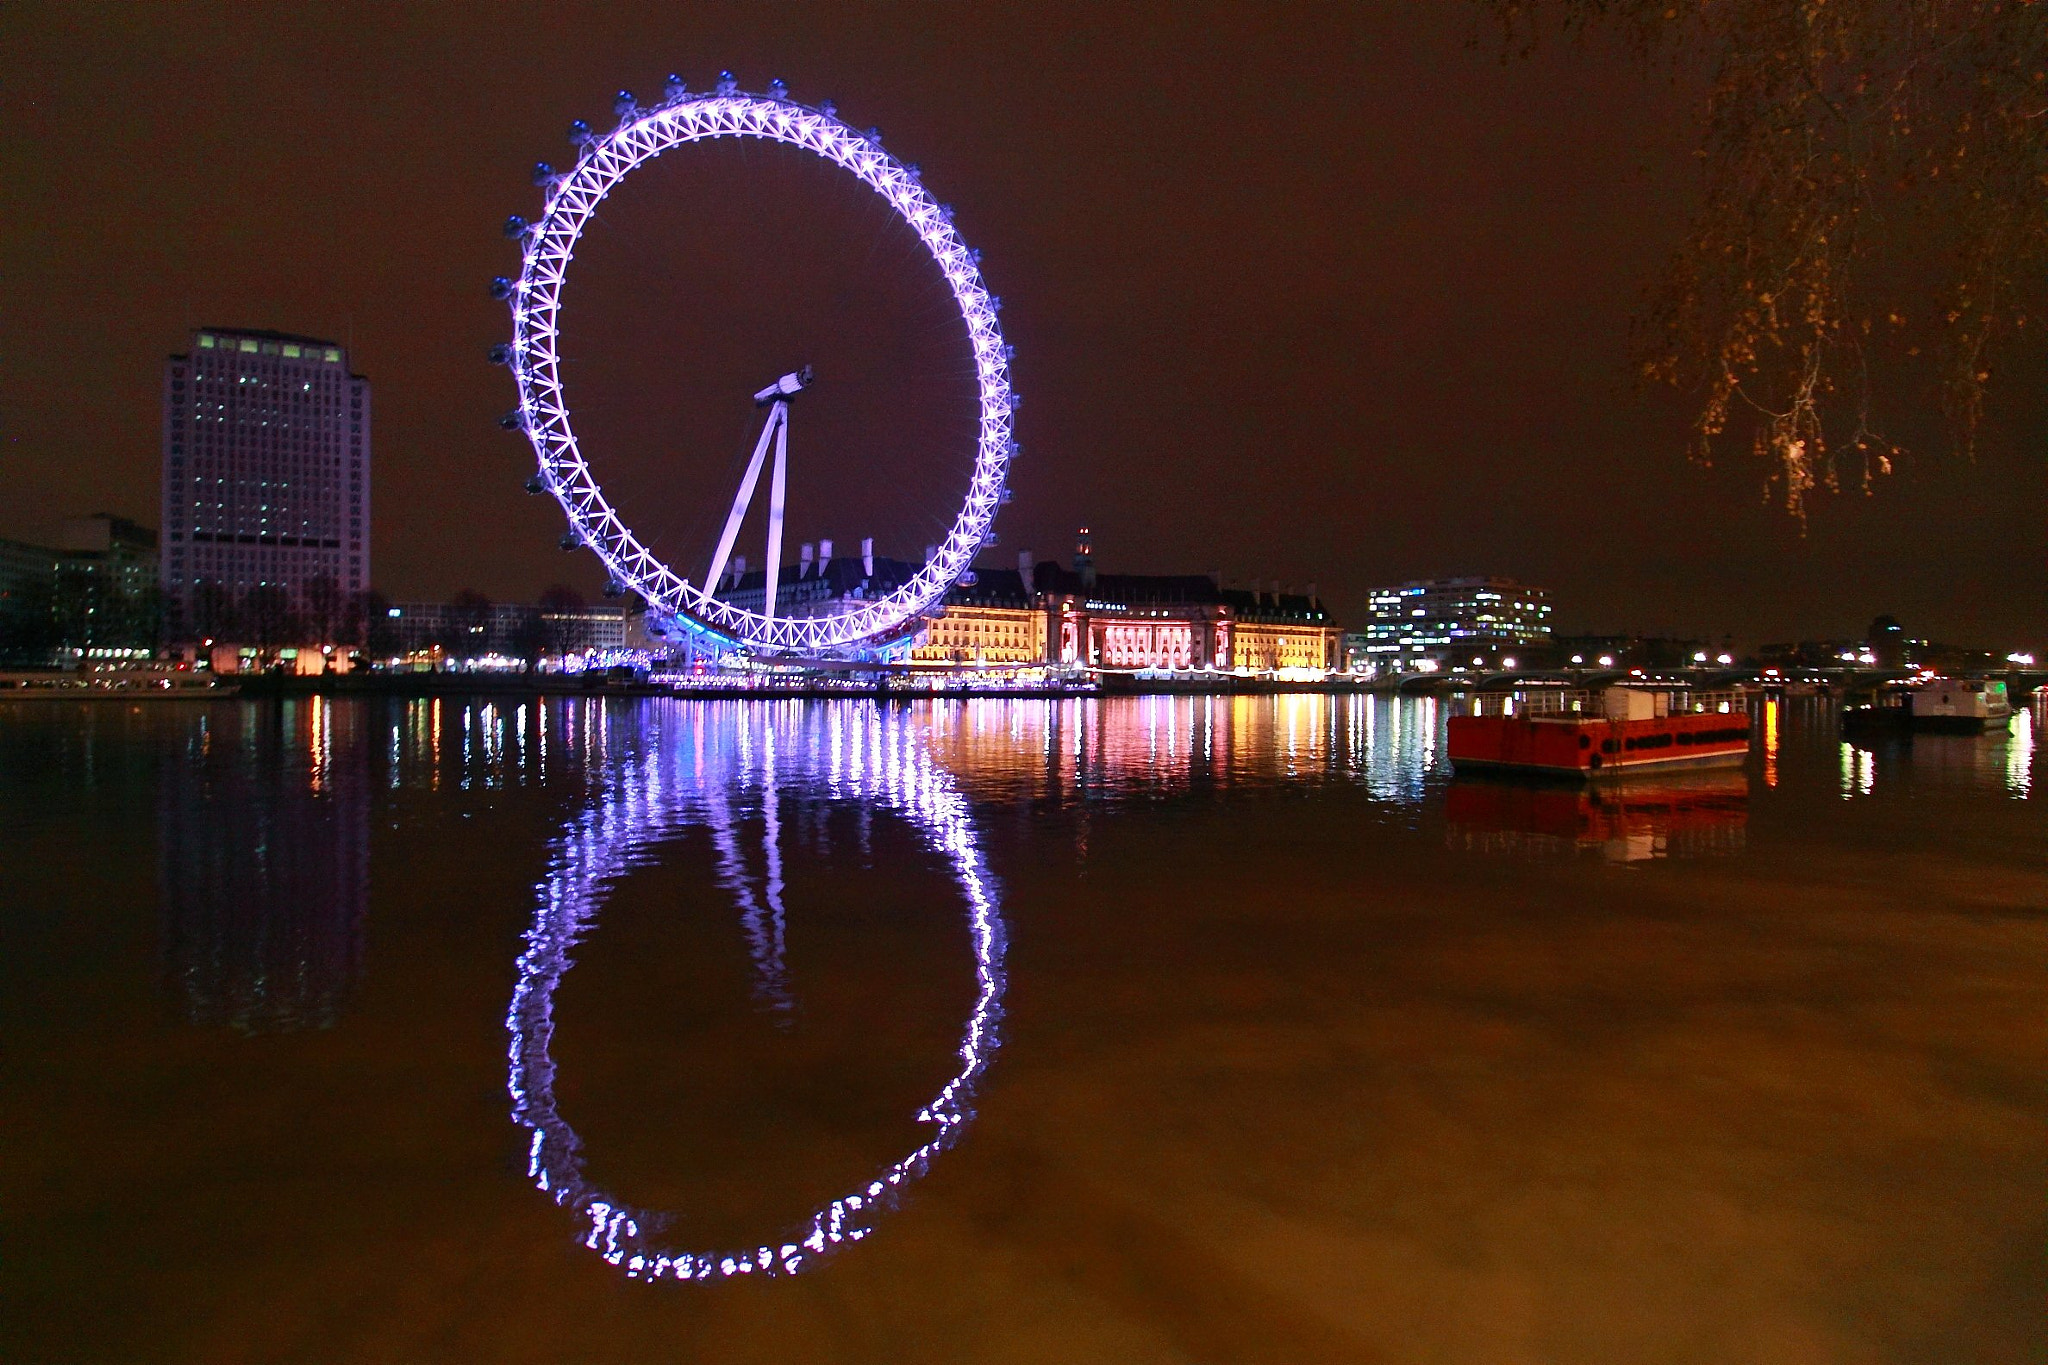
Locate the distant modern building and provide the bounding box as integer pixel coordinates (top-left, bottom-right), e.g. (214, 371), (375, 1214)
(51, 514), (159, 652)
(0, 538), (56, 602)
(1358, 575), (1551, 667)
(1866, 614), (1910, 668)
(381, 600), (629, 658)
(161, 328), (370, 645)
(0, 537), (58, 662)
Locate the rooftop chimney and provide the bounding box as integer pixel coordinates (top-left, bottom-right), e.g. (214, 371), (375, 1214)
(1017, 548), (1035, 579)
(818, 538), (833, 574)
(800, 542), (815, 577)
(861, 537), (874, 577)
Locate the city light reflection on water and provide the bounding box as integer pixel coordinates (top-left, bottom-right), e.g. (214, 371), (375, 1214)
(133, 689), (2041, 1053)
(3, 687), (2042, 1356)
(1833, 691), (2042, 802)
(159, 699), (369, 1032)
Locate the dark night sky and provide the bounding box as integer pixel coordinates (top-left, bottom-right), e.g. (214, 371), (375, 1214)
(6, 2), (2043, 648)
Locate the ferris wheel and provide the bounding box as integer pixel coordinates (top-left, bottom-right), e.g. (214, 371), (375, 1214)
(491, 72), (1018, 659)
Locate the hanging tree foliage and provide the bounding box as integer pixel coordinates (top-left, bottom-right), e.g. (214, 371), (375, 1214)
(1480, 0), (2048, 514)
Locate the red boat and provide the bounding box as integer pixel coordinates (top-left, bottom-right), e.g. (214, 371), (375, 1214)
(1448, 687), (1751, 778)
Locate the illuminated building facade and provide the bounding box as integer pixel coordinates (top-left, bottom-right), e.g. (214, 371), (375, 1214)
(912, 568), (1045, 668)
(619, 527), (1346, 677)
(1226, 615), (1341, 672)
(1359, 575), (1550, 666)
(1036, 561), (1342, 675)
(161, 328), (370, 645)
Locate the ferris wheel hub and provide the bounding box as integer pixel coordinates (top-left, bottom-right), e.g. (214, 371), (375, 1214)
(752, 366), (815, 407)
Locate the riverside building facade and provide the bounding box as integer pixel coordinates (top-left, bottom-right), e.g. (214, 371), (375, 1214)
(1357, 575), (1551, 668)
(627, 533), (1345, 677)
(160, 329), (370, 646)
(910, 567), (1046, 669)
(1032, 562), (1341, 675)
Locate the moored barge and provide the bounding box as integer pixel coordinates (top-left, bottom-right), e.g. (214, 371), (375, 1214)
(1449, 686), (1750, 778)
(1909, 677), (2012, 733)
(1841, 677), (2013, 736)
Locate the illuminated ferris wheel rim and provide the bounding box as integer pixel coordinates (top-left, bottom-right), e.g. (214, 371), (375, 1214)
(502, 77), (1016, 656)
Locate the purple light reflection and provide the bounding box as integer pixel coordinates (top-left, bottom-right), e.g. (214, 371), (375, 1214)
(505, 701), (1006, 1281)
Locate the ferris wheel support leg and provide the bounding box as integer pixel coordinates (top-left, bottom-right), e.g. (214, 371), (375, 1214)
(763, 402), (790, 622)
(705, 402), (784, 598)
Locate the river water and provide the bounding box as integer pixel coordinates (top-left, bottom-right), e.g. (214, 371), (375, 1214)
(3, 693), (2042, 1363)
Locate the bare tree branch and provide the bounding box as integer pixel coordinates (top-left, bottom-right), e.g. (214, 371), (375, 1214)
(1480, 0), (2048, 516)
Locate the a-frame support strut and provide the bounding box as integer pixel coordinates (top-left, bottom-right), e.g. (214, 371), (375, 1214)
(703, 368), (812, 621)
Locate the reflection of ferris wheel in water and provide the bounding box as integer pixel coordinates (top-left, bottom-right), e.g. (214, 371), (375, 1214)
(507, 703), (1006, 1281)
(491, 71), (1018, 659)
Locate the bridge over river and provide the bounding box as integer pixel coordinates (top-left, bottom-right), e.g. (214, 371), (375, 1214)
(1387, 665), (2048, 698)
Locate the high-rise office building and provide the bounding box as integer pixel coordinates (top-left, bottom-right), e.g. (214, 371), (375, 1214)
(160, 328), (370, 644)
